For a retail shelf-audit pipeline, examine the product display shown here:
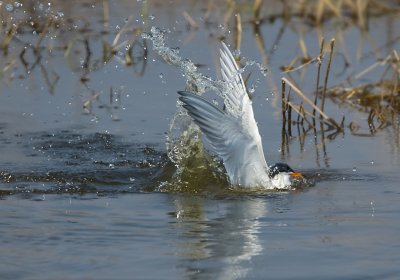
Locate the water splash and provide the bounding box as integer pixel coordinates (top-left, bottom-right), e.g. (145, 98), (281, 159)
(142, 27), (273, 191)
(143, 27), (231, 190)
(142, 27), (221, 165)
(142, 27), (221, 94)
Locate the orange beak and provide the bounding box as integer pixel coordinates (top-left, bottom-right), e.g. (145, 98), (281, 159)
(290, 172), (303, 178)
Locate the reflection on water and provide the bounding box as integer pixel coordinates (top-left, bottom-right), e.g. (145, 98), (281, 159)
(171, 194), (270, 279)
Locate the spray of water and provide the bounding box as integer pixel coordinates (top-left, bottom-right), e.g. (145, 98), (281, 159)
(142, 27), (222, 93)
(142, 27), (269, 191)
(142, 27), (230, 189)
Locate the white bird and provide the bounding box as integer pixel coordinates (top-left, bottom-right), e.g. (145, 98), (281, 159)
(178, 43), (302, 189)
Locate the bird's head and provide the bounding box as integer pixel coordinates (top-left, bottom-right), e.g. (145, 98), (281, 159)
(268, 163), (303, 189)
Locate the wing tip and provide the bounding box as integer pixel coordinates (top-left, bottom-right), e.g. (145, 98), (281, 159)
(221, 41), (229, 52)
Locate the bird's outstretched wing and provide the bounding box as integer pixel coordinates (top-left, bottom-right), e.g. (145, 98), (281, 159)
(178, 91), (266, 186)
(219, 42), (267, 165)
(177, 43), (269, 186)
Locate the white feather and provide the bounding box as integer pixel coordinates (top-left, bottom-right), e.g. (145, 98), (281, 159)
(178, 43), (298, 189)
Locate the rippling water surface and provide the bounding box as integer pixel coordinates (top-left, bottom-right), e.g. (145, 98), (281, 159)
(1, 1), (400, 279)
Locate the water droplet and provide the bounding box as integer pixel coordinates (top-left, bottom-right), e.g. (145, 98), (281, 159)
(370, 160), (374, 165)
(370, 200), (375, 216)
(232, 49), (241, 57)
(260, 66), (268, 76)
(176, 210), (184, 219)
(159, 73), (164, 79)
(352, 167), (357, 172)
(129, 177), (136, 182)
(6, 3), (14, 12)
(249, 85), (255, 93)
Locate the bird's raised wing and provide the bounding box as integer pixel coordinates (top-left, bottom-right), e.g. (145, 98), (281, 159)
(219, 43), (268, 168)
(178, 91), (268, 186)
(219, 42), (249, 115)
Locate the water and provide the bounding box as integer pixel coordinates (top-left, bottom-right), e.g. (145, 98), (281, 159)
(2, 179), (399, 279)
(1, 1), (400, 279)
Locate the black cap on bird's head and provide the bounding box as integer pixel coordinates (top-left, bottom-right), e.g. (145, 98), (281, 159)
(268, 163), (303, 179)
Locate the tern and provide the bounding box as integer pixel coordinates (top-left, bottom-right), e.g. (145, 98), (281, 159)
(178, 43), (302, 189)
